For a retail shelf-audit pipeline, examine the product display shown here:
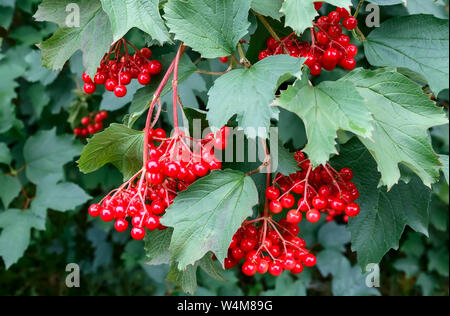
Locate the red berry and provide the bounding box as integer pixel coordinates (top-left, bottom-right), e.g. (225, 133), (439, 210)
(303, 253), (317, 267)
(269, 200), (283, 214)
(340, 57), (356, 70)
(312, 196), (327, 210)
(256, 259), (269, 274)
(281, 194), (295, 209)
(148, 60), (162, 75)
(114, 85), (127, 97)
(94, 73), (106, 85)
(105, 79), (118, 91)
(240, 238), (257, 252)
(314, 1), (323, 11)
(346, 44), (358, 57)
(119, 72), (132, 85)
(265, 186), (280, 200)
(323, 48), (340, 65)
(164, 162), (179, 178)
(340, 168), (354, 181)
(193, 162), (209, 177)
(316, 31), (329, 45)
(231, 247), (245, 261)
(154, 128), (166, 139)
(266, 37), (278, 50)
(343, 16), (358, 30)
(131, 227), (146, 240)
(330, 198), (346, 212)
(268, 261), (283, 276)
(291, 261), (304, 274)
(100, 208), (114, 222)
(337, 34), (350, 46)
(242, 261), (257, 276)
(138, 72), (151, 85)
(219, 56), (229, 63)
(140, 47), (152, 59)
(145, 215), (160, 230)
(83, 83), (96, 94)
(88, 204), (101, 217)
(306, 209), (321, 223)
(115, 218), (129, 232)
(345, 203), (360, 217)
(286, 209), (302, 224)
(258, 49), (271, 60)
(82, 72), (93, 83)
(224, 258), (235, 269)
(81, 117), (90, 126)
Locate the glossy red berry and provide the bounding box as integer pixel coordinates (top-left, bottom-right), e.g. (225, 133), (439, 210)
(82, 72), (93, 83)
(219, 56), (229, 63)
(114, 85), (127, 97)
(340, 168), (354, 181)
(269, 200), (283, 214)
(281, 194), (295, 209)
(343, 16), (357, 30)
(346, 44), (358, 57)
(131, 227), (146, 240)
(345, 203), (360, 217)
(303, 253), (317, 267)
(314, 1), (323, 11)
(268, 262), (283, 276)
(115, 218), (129, 232)
(256, 259), (269, 274)
(105, 79), (118, 91)
(340, 57), (356, 70)
(312, 196), (327, 210)
(138, 73), (151, 85)
(100, 208), (114, 222)
(119, 72), (132, 85)
(286, 209), (302, 224)
(140, 47), (152, 59)
(83, 83), (96, 94)
(88, 204), (101, 217)
(266, 37), (278, 50)
(265, 186), (280, 200)
(148, 60), (162, 75)
(242, 261), (257, 276)
(306, 209), (321, 223)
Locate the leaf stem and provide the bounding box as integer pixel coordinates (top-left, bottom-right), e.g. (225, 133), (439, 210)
(237, 43), (251, 68)
(354, 0), (365, 18)
(252, 10), (281, 42)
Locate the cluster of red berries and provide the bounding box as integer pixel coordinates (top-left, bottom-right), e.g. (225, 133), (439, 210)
(267, 151), (360, 223)
(259, 5), (358, 75)
(73, 111), (108, 137)
(88, 127), (230, 240)
(82, 39), (162, 98)
(224, 220), (316, 277)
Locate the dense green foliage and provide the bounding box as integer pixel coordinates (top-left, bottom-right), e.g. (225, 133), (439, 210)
(0, 0), (448, 296)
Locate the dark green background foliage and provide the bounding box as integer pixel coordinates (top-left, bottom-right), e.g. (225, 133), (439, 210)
(0, 0), (448, 296)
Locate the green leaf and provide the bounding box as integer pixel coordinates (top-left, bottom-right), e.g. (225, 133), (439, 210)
(393, 257), (421, 277)
(167, 262), (198, 295)
(207, 55), (303, 139)
(317, 222), (350, 252)
(161, 170), (258, 270)
(86, 224), (113, 271)
(25, 83), (51, 121)
(78, 124), (144, 181)
(281, 0), (352, 34)
(144, 228), (173, 266)
(251, 0), (283, 20)
(439, 155), (449, 184)
(277, 71), (373, 166)
(262, 271), (311, 296)
(331, 257), (380, 296)
(23, 50), (59, 85)
(400, 233), (425, 258)
(164, 0), (252, 58)
(0, 174), (21, 209)
(0, 143), (12, 165)
(364, 15), (449, 95)
(416, 273), (438, 296)
(316, 249), (349, 277)
(427, 248), (449, 277)
(332, 138), (432, 269)
(31, 178), (92, 219)
(35, 0), (113, 77)
(100, 0), (170, 44)
(0, 209), (43, 268)
(274, 140), (300, 175)
(24, 128), (82, 184)
(342, 68), (448, 189)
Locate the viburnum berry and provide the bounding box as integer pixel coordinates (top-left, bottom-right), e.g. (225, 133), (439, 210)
(343, 16), (358, 30)
(131, 227), (146, 240)
(219, 56), (229, 63)
(73, 111), (108, 138)
(114, 218), (129, 233)
(148, 60), (162, 75)
(114, 85), (127, 98)
(306, 209), (321, 223)
(265, 186), (280, 200)
(81, 40), (162, 98)
(258, 7), (358, 76)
